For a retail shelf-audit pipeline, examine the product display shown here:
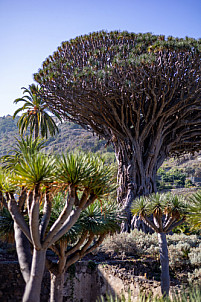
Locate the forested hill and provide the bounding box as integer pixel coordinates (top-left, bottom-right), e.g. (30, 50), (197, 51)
(1, 115), (201, 189)
(0, 115), (114, 158)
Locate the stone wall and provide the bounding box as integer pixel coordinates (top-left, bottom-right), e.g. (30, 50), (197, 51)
(62, 261), (162, 302)
(0, 260), (178, 302)
(0, 261), (25, 302)
(0, 261), (50, 302)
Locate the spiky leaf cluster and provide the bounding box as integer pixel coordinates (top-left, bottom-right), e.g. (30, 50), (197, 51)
(49, 194), (123, 243)
(1, 136), (45, 171)
(187, 190), (201, 230)
(78, 200), (123, 234)
(131, 192), (187, 233)
(56, 152), (116, 197)
(13, 152), (56, 189)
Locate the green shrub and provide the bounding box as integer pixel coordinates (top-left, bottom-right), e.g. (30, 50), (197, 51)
(96, 231), (201, 284)
(185, 179), (194, 188)
(157, 168), (186, 190)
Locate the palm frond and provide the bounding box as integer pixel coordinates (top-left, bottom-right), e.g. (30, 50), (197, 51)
(163, 193), (187, 216)
(79, 200), (124, 234)
(131, 192), (187, 218)
(13, 84), (60, 139)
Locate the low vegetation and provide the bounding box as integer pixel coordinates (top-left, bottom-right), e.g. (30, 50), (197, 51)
(97, 230), (201, 286)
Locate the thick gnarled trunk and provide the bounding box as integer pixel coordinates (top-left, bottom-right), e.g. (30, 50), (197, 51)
(115, 141), (162, 231)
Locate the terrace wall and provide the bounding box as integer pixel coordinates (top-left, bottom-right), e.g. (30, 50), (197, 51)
(0, 260), (171, 302)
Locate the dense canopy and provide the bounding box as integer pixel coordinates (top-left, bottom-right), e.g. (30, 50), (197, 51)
(34, 31), (201, 226)
(35, 31), (201, 156)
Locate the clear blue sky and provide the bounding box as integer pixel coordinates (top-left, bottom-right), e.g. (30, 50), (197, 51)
(0, 0), (201, 116)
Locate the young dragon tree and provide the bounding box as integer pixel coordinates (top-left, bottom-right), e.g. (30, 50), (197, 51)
(1, 152), (57, 302)
(46, 195), (123, 302)
(131, 193), (187, 297)
(34, 31), (201, 230)
(0, 151), (115, 302)
(187, 190), (201, 232)
(0, 136), (47, 285)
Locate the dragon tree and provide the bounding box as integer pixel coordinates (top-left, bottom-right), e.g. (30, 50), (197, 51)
(34, 31), (201, 229)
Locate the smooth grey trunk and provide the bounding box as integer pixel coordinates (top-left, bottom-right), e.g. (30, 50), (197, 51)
(50, 272), (65, 302)
(14, 222), (32, 283)
(23, 248), (46, 302)
(158, 232), (170, 296)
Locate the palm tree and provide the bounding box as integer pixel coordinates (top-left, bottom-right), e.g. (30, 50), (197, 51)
(2, 151), (116, 302)
(131, 193), (187, 297)
(46, 194), (123, 302)
(13, 84), (61, 139)
(187, 190), (201, 231)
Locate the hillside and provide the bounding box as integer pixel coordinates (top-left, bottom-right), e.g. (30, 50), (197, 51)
(0, 115), (114, 157)
(0, 115), (20, 157)
(1, 115), (201, 190)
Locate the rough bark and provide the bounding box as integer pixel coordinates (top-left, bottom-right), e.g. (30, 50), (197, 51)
(23, 248), (46, 302)
(115, 141), (161, 232)
(158, 232), (170, 297)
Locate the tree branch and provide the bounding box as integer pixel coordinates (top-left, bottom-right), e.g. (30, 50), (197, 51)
(29, 190), (42, 249)
(39, 191), (52, 241)
(65, 230), (88, 257)
(7, 193), (31, 242)
(65, 234), (94, 269)
(141, 215), (159, 233)
(165, 217), (186, 233)
(43, 187), (75, 249)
